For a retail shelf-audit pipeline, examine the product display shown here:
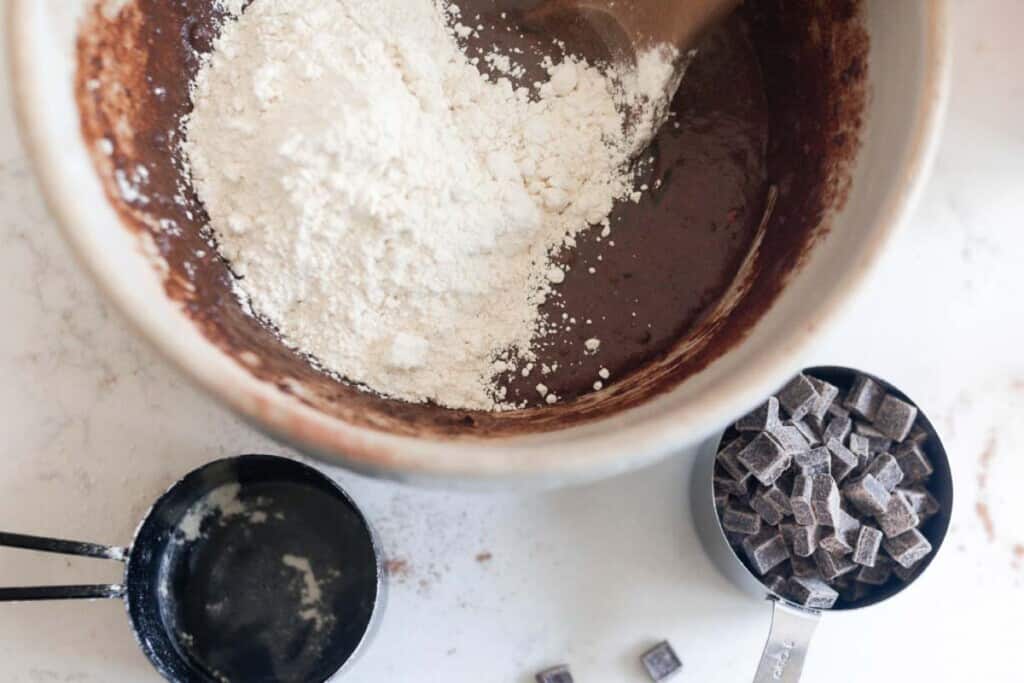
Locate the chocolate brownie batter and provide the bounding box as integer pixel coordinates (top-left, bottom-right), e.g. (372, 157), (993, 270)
(75, 0), (867, 436)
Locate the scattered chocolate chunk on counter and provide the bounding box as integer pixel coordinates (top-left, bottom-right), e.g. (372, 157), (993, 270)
(716, 370), (943, 608)
(536, 665), (574, 683)
(641, 641), (683, 681)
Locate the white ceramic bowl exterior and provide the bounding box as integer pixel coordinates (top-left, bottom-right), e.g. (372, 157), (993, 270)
(7, 1), (949, 486)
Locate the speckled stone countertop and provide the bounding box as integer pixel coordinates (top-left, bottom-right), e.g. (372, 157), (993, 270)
(1, 3), (1022, 681)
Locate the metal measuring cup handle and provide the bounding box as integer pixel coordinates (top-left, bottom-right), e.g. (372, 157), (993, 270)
(692, 435), (822, 682)
(692, 365), (955, 683)
(752, 600), (820, 683)
(0, 531), (128, 601)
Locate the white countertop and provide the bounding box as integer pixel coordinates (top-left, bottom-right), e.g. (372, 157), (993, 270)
(1, 3), (1022, 681)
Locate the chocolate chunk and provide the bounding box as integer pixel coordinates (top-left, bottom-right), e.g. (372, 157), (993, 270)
(807, 377), (840, 421)
(775, 467), (796, 496)
(810, 474), (841, 527)
(792, 419), (823, 446)
(814, 548), (857, 581)
(738, 433), (791, 486)
(838, 580), (873, 603)
(892, 561), (922, 583)
(847, 432), (871, 467)
(790, 554), (817, 578)
(856, 555), (892, 585)
(762, 484), (793, 516)
(786, 575), (839, 609)
(826, 438), (859, 483)
(779, 522), (797, 550)
(778, 374), (819, 421)
(908, 422), (929, 446)
(872, 395), (918, 441)
(827, 401), (850, 421)
(853, 526), (883, 567)
(822, 415), (852, 446)
(842, 474), (891, 516)
(818, 531), (853, 557)
(894, 442), (934, 483)
(537, 666), (574, 683)
(751, 492), (784, 526)
(819, 509), (860, 557)
(714, 492), (730, 513)
(717, 435), (753, 483)
(722, 505), (762, 536)
(832, 575), (855, 601)
(641, 641), (682, 682)
(877, 491), (920, 538)
(790, 524), (818, 557)
(865, 453), (904, 492)
(790, 474), (816, 526)
(805, 413), (826, 435)
(854, 422), (894, 453)
(742, 528), (790, 575)
(837, 508), (862, 544)
(769, 423), (811, 455)
(883, 528), (933, 569)
(725, 531), (747, 547)
(845, 375), (885, 420)
(735, 397), (781, 433)
(752, 485), (792, 526)
(714, 475), (750, 499)
(794, 447), (831, 476)
(764, 572), (789, 595)
(899, 487), (940, 520)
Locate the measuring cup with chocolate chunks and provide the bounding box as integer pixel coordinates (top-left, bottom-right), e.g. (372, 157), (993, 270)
(691, 366), (953, 682)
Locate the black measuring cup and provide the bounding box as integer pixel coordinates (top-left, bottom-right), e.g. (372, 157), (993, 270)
(691, 366), (954, 682)
(0, 454), (384, 682)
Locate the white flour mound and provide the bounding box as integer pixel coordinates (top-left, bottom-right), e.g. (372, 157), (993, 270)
(185, 0), (672, 410)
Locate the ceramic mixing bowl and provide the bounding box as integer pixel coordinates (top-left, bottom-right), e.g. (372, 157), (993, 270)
(6, 1), (948, 486)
